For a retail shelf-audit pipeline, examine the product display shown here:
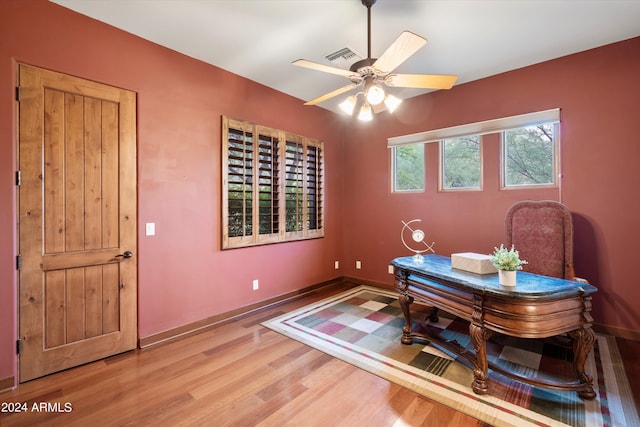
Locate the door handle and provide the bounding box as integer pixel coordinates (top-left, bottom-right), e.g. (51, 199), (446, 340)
(115, 250), (134, 259)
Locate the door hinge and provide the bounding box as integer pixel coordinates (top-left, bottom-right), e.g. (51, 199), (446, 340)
(16, 255), (22, 270)
(16, 170), (21, 186)
(16, 339), (22, 355)
(16, 86), (20, 102)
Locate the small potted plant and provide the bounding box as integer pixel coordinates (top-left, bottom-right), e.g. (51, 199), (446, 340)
(490, 244), (527, 286)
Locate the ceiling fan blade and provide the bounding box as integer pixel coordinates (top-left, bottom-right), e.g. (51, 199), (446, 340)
(293, 59), (358, 78)
(385, 73), (458, 89)
(372, 31), (427, 74)
(304, 83), (358, 106)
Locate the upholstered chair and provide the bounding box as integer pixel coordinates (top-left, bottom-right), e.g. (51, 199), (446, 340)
(505, 200), (585, 282)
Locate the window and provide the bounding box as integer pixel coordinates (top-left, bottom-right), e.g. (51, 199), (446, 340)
(222, 117), (324, 249)
(502, 123), (557, 187)
(440, 135), (481, 190)
(285, 137), (304, 235)
(391, 143), (424, 192)
(283, 135), (323, 238)
(388, 109), (560, 192)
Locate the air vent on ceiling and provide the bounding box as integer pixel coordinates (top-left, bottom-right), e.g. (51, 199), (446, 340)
(324, 47), (363, 69)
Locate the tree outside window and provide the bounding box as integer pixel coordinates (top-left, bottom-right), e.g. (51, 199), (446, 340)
(441, 135), (481, 190)
(503, 124), (555, 187)
(392, 143), (424, 192)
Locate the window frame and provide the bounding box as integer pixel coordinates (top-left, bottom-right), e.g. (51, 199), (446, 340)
(390, 143), (425, 193)
(500, 122), (559, 189)
(439, 135), (483, 192)
(222, 116), (324, 249)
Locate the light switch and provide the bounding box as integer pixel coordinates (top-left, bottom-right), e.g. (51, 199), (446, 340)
(145, 222), (155, 236)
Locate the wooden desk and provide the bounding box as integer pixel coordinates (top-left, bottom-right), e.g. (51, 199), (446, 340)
(392, 254), (598, 399)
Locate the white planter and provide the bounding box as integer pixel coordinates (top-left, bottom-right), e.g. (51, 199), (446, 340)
(498, 270), (517, 287)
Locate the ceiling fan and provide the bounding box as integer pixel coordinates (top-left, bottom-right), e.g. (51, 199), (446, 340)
(293, 0), (457, 119)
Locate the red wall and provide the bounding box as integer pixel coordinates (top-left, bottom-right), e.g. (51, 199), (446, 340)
(0, 0), (345, 384)
(1, 0), (639, 387)
(341, 37), (640, 336)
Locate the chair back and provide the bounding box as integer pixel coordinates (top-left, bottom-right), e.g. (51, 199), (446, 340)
(505, 200), (575, 279)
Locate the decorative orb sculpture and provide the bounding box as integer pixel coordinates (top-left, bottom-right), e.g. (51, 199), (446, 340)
(401, 219), (435, 262)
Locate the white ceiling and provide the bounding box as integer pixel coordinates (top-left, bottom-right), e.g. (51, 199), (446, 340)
(51, 0), (640, 114)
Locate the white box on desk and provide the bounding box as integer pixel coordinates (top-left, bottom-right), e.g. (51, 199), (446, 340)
(451, 252), (497, 275)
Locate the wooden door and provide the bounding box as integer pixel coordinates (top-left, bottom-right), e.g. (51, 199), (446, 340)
(18, 64), (137, 382)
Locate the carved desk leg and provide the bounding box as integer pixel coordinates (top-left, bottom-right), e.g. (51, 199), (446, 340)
(568, 326), (596, 400)
(398, 293), (414, 345)
(469, 294), (493, 395)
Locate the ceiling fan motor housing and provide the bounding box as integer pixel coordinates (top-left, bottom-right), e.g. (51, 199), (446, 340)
(349, 58), (377, 73)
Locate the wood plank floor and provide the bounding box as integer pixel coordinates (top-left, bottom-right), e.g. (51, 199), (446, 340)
(1, 284), (638, 426)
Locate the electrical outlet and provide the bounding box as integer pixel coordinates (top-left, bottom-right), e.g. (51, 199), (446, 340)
(388, 265), (394, 274)
(334, 260), (340, 269)
(356, 260), (362, 269)
(252, 279), (259, 290)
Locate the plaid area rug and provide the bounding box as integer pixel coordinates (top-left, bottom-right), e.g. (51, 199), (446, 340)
(262, 286), (639, 427)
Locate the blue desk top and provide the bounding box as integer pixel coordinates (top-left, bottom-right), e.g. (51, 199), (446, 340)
(392, 254), (597, 299)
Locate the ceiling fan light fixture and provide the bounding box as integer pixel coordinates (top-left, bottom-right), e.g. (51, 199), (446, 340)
(384, 94), (402, 113)
(366, 84), (385, 105)
(358, 103), (373, 121)
(339, 95), (357, 115)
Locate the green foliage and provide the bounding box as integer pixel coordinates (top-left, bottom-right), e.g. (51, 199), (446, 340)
(394, 144), (424, 191)
(504, 124), (554, 186)
(442, 136), (480, 189)
(491, 244), (528, 271)
(228, 185), (252, 237)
